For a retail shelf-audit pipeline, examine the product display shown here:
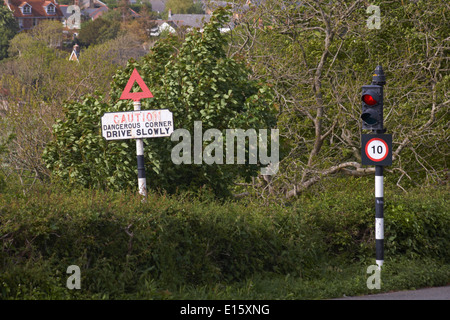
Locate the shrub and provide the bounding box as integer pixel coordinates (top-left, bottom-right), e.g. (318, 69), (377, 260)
(43, 8), (277, 198)
(0, 179), (448, 299)
(385, 187), (450, 262)
(0, 183), (325, 298)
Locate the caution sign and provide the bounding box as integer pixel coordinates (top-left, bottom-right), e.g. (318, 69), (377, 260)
(101, 109), (173, 140)
(361, 134), (392, 166)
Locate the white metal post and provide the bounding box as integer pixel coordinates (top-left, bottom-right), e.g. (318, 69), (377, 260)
(134, 100), (147, 199)
(375, 165), (384, 269)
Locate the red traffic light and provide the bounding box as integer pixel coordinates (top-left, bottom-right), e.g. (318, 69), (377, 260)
(362, 94), (377, 105)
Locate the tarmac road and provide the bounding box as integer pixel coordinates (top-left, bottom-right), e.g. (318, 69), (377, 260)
(334, 285), (450, 300)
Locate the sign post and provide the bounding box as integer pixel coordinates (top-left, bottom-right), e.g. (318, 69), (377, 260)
(360, 65), (392, 270)
(101, 68), (174, 199)
(361, 133), (391, 268)
(134, 100), (147, 198)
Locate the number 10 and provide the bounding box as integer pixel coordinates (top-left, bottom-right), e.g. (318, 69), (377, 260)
(372, 145), (383, 154)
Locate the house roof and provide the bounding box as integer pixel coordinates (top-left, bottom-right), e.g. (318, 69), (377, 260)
(58, 4), (69, 17)
(169, 14), (211, 29)
(59, 1), (109, 21)
(5, 0), (63, 18)
(42, 1), (54, 7)
(83, 5), (108, 20)
(69, 45), (80, 62)
(128, 7), (140, 18)
(148, 20), (177, 36)
(148, 0), (165, 13)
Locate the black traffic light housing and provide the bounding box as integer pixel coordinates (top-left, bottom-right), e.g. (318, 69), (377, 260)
(361, 65), (386, 132)
(361, 84), (383, 131)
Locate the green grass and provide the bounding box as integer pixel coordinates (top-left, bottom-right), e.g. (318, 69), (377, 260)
(172, 258), (450, 300)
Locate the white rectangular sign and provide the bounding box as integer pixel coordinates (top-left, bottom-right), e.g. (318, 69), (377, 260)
(101, 109), (174, 140)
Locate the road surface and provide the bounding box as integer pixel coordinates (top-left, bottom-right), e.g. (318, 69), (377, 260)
(334, 285), (450, 300)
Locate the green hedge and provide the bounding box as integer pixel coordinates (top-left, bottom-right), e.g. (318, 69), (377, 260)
(294, 178), (449, 263)
(0, 185), (326, 298)
(385, 189), (450, 261)
(0, 180), (448, 299)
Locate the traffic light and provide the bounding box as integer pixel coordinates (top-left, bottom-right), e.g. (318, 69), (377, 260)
(361, 84), (384, 131)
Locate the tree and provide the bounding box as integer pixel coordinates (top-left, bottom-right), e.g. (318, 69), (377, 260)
(229, 0), (449, 197)
(29, 20), (63, 49)
(78, 18), (120, 47)
(117, 0), (131, 22)
(0, 30), (143, 192)
(165, 0), (203, 15)
(0, 4), (19, 60)
(43, 8), (277, 197)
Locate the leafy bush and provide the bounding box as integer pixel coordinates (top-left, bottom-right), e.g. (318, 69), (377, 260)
(291, 177), (450, 263)
(385, 188), (450, 262)
(43, 8), (277, 197)
(0, 183), (324, 298)
(0, 178), (448, 299)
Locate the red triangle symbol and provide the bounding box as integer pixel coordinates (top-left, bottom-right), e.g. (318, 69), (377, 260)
(119, 68), (154, 101)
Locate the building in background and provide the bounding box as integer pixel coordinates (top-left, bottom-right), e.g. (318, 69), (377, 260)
(3, 0), (64, 31)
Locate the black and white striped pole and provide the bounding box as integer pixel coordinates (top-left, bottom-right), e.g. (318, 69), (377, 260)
(361, 65), (392, 269)
(118, 68), (154, 200)
(375, 165), (384, 268)
(134, 100), (147, 199)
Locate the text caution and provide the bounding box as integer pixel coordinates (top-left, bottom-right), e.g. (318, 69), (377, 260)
(101, 109), (174, 140)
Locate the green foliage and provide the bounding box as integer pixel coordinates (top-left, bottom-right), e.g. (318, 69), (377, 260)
(0, 183), (322, 298)
(385, 188), (450, 262)
(296, 178), (376, 261)
(0, 133), (15, 192)
(44, 8), (277, 197)
(165, 0), (204, 15)
(231, 0), (449, 194)
(295, 177), (450, 263)
(0, 173), (5, 193)
(0, 4), (19, 60)
(0, 178), (448, 299)
(78, 18), (121, 47)
(0, 30), (143, 189)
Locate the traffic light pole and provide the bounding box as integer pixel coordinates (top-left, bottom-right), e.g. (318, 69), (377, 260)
(360, 65), (390, 270)
(375, 165), (384, 269)
(373, 66), (386, 270)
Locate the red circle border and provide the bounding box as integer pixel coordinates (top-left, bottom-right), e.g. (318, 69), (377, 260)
(365, 138), (389, 162)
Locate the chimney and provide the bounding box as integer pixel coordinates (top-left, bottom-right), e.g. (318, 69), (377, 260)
(168, 8), (172, 18)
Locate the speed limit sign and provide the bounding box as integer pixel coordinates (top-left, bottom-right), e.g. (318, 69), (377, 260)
(361, 134), (392, 166)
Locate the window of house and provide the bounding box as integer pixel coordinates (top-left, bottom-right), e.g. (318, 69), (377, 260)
(23, 4), (31, 14)
(47, 5), (55, 14)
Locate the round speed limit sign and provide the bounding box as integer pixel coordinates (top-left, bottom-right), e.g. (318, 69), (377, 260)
(365, 138), (388, 162)
(361, 134), (392, 166)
